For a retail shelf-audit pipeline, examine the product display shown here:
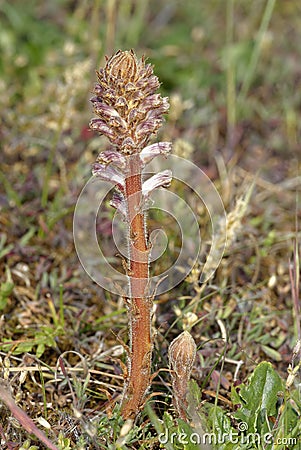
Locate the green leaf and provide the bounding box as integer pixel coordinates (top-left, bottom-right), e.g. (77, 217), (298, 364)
(13, 341), (36, 355)
(177, 419), (202, 450)
(0, 266), (14, 310)
(260, 344), (282, 362)
(36, 343), (45, 359)
(19, 226), (36, 246)
(149, 411), (189, 450)
(232, 362), (284, 434)
(208, 405), (232, 436)
(0, 296), (8, 310)
(203, 403), (242, 450)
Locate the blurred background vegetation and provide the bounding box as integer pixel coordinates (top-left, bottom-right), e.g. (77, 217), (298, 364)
(0, 0), (300, 448)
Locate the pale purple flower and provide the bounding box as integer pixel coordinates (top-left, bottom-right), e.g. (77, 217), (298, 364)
(136, 119), (162, 142)
(110, 191), (127, 218)
(90, 100), (128, 130)
(140, 142), (172, 166)
(128, 108), (146, 125)
(89, 118), (117, 140)
(115, 97), (128, 108)
(121, 137), (137, 154)
(96, 149), (127, 169)
(125, 82), (136, 93)
(92, 162), (125, 190)
(140, 94), (169, 112)
(142, 170), (172, 199)
(137, 75), (160, 94)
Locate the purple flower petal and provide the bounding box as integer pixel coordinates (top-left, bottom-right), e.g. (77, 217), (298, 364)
(128, 108), (146, 125)
(140, 94), (168, 111)
(136, 119), (162, 141)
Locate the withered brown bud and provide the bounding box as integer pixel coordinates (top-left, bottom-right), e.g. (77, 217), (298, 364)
(168, 330), (197, 419)
(168, 330), (197, 380)
(106, 50), (139, 82)
(90, 49), (169, 153)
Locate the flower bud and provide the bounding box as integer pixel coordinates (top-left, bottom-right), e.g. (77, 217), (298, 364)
(168, 330), (197, 419)
(110, 191), (127, 219)
(168, 330), (196, 380)
(106, 50), (138, 82)
(90, 49), (170, 153)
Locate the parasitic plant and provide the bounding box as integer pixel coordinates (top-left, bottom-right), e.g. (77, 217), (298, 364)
(89, 49), (172, 419)
(168, 330), (197, 420)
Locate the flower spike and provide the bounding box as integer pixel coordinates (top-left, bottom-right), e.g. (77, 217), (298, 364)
(89, 49), (172, 419)
(90, 49), (170, 154)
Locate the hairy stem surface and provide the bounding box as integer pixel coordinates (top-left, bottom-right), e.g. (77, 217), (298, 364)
(121, 153), (152, 419)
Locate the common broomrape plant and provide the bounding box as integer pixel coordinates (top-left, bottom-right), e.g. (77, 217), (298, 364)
(168, 330), (197, 420)
(90, 49), (172, 419)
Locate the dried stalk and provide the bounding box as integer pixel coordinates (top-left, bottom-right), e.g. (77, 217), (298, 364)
(0, 383), (59, 450)
(89, 50), (171, 418)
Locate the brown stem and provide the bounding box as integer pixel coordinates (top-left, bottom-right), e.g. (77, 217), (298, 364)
(120, 153), (152, 419)
(171, 375), (189, 420)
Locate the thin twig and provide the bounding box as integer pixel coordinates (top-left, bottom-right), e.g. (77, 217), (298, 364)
(0, 383), (59, 450)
